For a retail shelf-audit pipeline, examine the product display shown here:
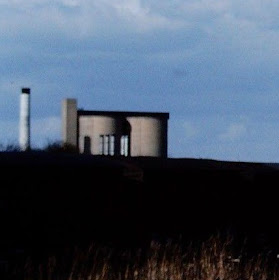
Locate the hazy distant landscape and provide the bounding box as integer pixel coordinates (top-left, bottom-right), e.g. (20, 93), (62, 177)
(2, 149), (279, 279)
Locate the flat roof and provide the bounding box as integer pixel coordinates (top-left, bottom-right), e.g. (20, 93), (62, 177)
(78, 110), (169, 119)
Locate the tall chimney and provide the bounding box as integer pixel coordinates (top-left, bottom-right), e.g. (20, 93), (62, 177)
(19, 87), (31, 151)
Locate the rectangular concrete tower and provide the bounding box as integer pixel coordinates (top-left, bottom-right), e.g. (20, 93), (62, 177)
(62, 98), (78, 148)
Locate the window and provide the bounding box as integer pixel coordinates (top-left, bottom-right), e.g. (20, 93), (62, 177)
(109, 135), (115, 156)
(104, 135), (109, 155)
(99, 134), (115, 156)
(99, 135), (104, 155)
(120, 135), (129, 157)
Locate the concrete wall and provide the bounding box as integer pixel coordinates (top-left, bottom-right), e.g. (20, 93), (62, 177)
(62, 99), (78, 147)
(128, 117), (168, 157)
(79, 116), (122, 155)
(78, 115), (168, 157)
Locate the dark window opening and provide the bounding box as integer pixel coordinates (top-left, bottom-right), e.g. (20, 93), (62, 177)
(83, 136), (91, 154)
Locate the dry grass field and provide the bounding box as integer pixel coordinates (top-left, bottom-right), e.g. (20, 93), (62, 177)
(2, 151), (279, 279)
(11, 233), (279, 280)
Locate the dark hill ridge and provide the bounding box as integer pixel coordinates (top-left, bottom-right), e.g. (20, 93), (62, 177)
(1, 151), (279, 268)
(128, 155), (278, 174)
(0, 151), (276, 178)
(127, 156), (279, 244)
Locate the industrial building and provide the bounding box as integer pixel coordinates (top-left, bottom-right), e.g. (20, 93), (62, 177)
(62, 98), (169, 157)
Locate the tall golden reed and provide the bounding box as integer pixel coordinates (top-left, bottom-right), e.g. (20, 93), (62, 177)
(20, 234), (279, 280)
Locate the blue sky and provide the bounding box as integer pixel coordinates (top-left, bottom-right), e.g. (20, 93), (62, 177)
(1, 0), (279, 162)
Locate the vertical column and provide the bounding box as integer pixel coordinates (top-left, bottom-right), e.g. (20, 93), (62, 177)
(62, 98), (78, 148)
(19, 88), (31, 151)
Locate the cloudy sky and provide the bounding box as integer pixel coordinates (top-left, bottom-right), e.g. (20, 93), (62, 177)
(1, 0), (279, 162)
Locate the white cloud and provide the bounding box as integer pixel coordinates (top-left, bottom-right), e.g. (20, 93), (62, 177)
(32, 116), (60, 136)
(1, 0), (279, 42)
(31, 116), (61, 147)
(178, 0), (230, 17)
(107, 0), (185, 32)
(0, 0), (185, 38)
(60, 0), (80, 7)
(0, 120), (18, 145)
(219, 123), (247, 141)
(0, 0), (78, 7)
(182, 121), (199, 138)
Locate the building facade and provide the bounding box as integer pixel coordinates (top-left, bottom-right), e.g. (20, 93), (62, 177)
(62, 98), (169, 157)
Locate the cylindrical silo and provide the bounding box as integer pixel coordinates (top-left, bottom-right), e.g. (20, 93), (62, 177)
(19, 88), (31, 151)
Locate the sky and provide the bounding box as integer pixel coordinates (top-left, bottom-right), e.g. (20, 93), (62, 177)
(1, 0), (279, 162)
